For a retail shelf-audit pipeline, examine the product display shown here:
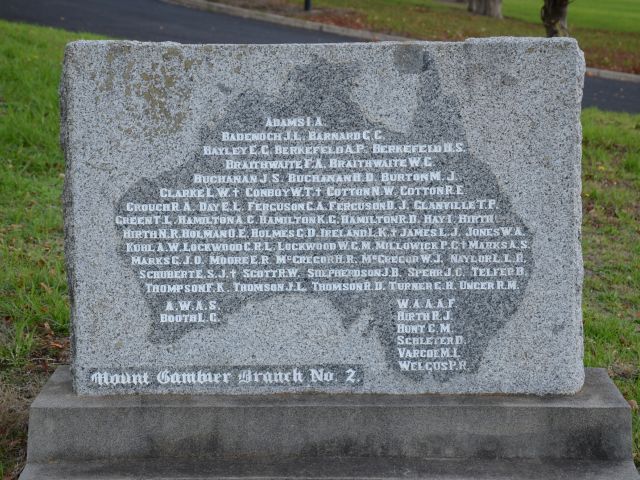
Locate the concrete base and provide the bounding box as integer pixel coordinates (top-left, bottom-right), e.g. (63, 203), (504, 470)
(20, 367), (639, 479)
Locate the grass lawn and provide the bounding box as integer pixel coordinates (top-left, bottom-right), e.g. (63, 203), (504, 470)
(503, 0), (640, 34)
(0, 18), (639, 479)
(217, 0), (640, 73)
(0, 20), (103, 479)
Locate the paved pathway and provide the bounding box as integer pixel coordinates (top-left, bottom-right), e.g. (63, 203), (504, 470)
(1, 0), (639, 113)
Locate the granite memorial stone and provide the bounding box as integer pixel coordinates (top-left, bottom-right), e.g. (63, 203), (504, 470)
(20, 37), (640, 480)
(61, 38), (585, 395)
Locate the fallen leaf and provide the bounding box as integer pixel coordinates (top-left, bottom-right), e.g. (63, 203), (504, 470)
(43, 322), (54, 336)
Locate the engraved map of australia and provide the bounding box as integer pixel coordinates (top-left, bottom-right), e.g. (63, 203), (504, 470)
(114, 48), (534, 383)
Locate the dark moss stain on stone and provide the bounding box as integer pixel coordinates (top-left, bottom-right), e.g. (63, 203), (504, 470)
(234, 49), (249, 61)
(566, 427), (614, 460)
(393, 44), (431, 74)
(161, 66), (177, 88)
(123, 61), (134, 81)
(100, 44), (133, 93)
(184, 58), (198, 71)
(162, 47), (182, 61)
(216, 83), (232, 95)
(123, 61), (134, 96)
(501, 73), (518, 86)
(131, 54), (191, 136)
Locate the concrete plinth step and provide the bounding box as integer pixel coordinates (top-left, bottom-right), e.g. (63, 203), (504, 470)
(19, 367), (639, 479)
(19, 457), (640, 480)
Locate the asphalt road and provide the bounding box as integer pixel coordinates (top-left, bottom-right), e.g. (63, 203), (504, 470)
(1, 0), (639, 113)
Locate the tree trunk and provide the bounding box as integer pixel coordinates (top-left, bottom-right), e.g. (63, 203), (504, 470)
(541, 0), (570, 37)
(468, 0), (502, 19)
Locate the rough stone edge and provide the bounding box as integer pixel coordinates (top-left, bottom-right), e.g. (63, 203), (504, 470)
(60, 42), (83, 394)
(162, 0), (640, 84)
(548, 35), (586, 395)
(573, 41), (587, 394)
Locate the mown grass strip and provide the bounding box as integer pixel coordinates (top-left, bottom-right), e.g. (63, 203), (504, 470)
(217, 0), (640, 73)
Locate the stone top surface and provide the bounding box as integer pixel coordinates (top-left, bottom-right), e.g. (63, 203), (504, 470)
(61, 38), (585, 395)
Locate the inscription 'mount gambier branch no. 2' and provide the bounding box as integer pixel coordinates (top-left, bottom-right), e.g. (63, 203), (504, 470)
(90, 364), (363, 388)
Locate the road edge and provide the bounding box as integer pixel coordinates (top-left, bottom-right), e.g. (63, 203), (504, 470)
(163, 0), (406, 42)
(163, 0), (640, 84)
(585, 68), (640, 84)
